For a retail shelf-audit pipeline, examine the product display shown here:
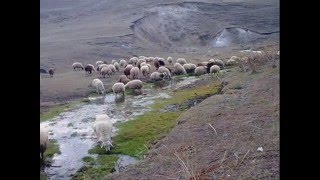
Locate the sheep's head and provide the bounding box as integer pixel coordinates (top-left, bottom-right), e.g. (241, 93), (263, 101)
(101, 140), (114, 152)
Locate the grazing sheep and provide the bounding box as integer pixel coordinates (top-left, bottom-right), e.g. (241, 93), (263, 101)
(118, 75), (130, 85)
(230, 56), (240, 61)
(209, 59), (215, 63)
(96, 61), (104, 66)
(176, 58), (187, 65)
(139, 56), (146, 59)
(150, 71), (164, 81)
(137, 59), (146, 69)
(147, 57), (154, 62)
(130, 67), (140, 79)
(100, 67), (112, 78)
(226, 59), (238, 66)
(72, 62), (84, 71)
(129, 57), (138, 65)
(108, 64), (116, 73)
(167, 57), (173, 64)
(125, 79), (143, 92)
(119, 59), (127, 67)
(202, 61), (209, 66)
(173, 63), (187, 75)
(92, 79), (106, 94)
(189, 63), (197, 72)
(141, 65), (150, 76)
(212, 59), (225, 69)
(85, 64), (95, 74)
(98, 64), (108, 72)
(113, 62), (120, 71)
(158, 66), (171, 79)
(140, 62), (147, 67)
(93, 120), (113, 151)
(154, 59), (165, 70)
(48, 68), (55, 77)
(40, 127), (49, 162)
(195, 66), (207, 76)
(183, 64), (192, 74)
(210, 65), (220, 74)
(112, 82), (125, 97)
(95, 114), (111, 122)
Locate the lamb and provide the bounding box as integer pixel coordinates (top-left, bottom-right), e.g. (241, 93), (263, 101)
(150, 71), (164, 81)
(100, 67), (112, 78)
(48, 68), (55, 77)
(85, 64), (95, 74)
(113, 62), (120, 71)
(195, 66), (207, 76)
(112, 82), (125, 97)
(210, 65), (220, 74)
(167, 57), (173, 64)
(96, 61), (104, 66)
(72, 62), (84, 71)
(119, 59), (127, 67)
(118, 75), (130, 85)
(140, 65), (150, 76)
(125, 79), (143, 92)
(173, 63), (187, 75)
(158, 66), (171, 79)
(40, 127), (49, 162)
(130, 67), (140, 79)
(176, 58), (187, 65)
(93, 119), (113, 151)
(92, 78), (106, 94)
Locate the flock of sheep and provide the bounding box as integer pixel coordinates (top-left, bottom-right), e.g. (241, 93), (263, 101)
(40, 53), (260, 163)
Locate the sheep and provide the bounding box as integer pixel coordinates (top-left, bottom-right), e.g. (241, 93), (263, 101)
(150, 71), (164, 81)
(111, 59), (117, 64)
(100, 67), (112, 78)
(210, 65), (220, 74)
(139, 56), (146, 59)
(173, 63), (187, 75)
(48, 68), (55, 77)
(93, 120), (113, 151)
(147, 57), (154, 62)
(118, 75), (130, 85)
(140, 62), (147, 67)
(129, 57), (138, 65)
(189, 63), (197, 72)
(183, 64), (192, 74)
(137, 59), (146, 69)
(201, 61), (208, 66)
(108, 64), (116, 73)
(130, 67), (140, 79)
(72, 62), (84, 71)
(85, 64), (95, 74)
(158, 66), (171, 79)
(119, 59), (127, 67)
(226, 59), (238, 66)
(195, 66), (207, 76)
(96, 61), (104, 66)
(113, 62), (120, 71)
(112, 82), (125, 97)
(167, 57), (173, 64)
(98, 64), (108, 72)
(95, 114), (111, 122)
(212, 59), (225, 69)
(92, 78), (106, 94)
(125, 79), (143, 92)
(40, 127), (49, 162)
(230, 56), (240, 61)
(176, 58), (187, 65)
(140, 65), (150, 76)
(154, 59), (165, 70)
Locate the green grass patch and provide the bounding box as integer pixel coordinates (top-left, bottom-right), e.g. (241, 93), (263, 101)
(40, 100), (83, 122)
(44, 139), (61, 158)
(71, 155), (119, 180)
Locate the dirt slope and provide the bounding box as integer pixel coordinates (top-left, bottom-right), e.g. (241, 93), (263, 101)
(107, 62), (279, 179)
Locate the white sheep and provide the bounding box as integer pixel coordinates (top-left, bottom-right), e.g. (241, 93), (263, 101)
(130, 67), (140, 79)
(96, 61), (104, 67)
(189, 63), (197, 71)
(93, 119), (113, 151)
(111, 59), (117, 64)
(140, 65), (150, 76)
(158, 66), (171, 79)
(129, 57), (138, 65)
(210, 65), (220, 74)
(137, 59), (146, 68)
(195, 66), (207, 76)
(226, 59), (238, 66)
(100, 67), (112, 78)
(113, 62), (120, 71)
(140, 62), (147, 67)
(92, 78), (106, 94)
(212, 59), (225, 69)
(119, 59), (127, 67)
(72, 62), (84, 71)
(125, 79), (143, 92)
(150, 71), (164, 81)
(147, 57), (154, 62)
(118, 75), (130, 85)
(173, 63), (187, 75)
(176, 58), (187, 65)
(167, 57), (173, 64)
(40, 127), (49, 162)
(139, 56), (146, 59)
(98, 64), (108, 72)
(108, 64), (116, 73)
(112, 82), (125, 97)
(202, 61), (209, 66)
(95, 114), (111, 122)
(183, 63), (191, 73)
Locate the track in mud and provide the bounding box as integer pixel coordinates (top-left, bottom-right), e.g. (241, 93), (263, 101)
(40, 76), (199, 179)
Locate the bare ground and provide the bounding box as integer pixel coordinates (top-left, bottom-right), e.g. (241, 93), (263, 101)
(107, 61), (279, 179)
